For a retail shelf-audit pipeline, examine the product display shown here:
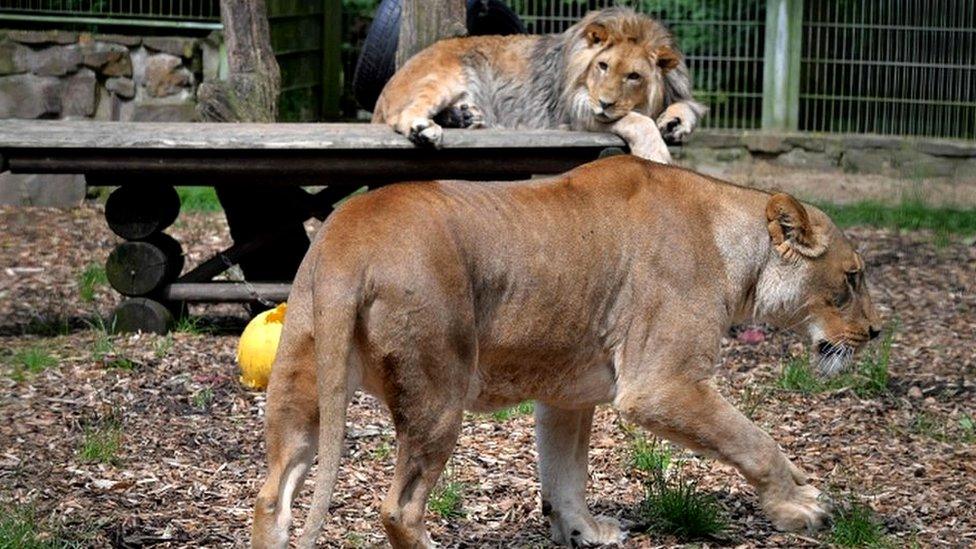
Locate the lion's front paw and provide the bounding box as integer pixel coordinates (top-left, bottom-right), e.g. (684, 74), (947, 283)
(551, 514), (626, 547)
(408, 118), (444, 147)
(763, 483), (831, 532)
(657, 115), (692, 144)
(656, 102), (699, 144)
(629, 137), (672, 164)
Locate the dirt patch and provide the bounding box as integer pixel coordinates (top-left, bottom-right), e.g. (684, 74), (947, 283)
(1, 204), (974, 547)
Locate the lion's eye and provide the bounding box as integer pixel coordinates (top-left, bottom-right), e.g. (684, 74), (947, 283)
(845, 271), (859, 289)
(598, 61), (608, 71)
(627, 72), (641, 81)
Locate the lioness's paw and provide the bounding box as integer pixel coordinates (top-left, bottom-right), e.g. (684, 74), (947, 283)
(408, 118), (443, 147)
(763, 483), (831, 532)
(552, 515), (626, 547)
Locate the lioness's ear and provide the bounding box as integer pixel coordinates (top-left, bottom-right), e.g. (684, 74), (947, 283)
(655, 46), (680, 72)
(585, 23), (608, 46)
(765, 193), (827, 260)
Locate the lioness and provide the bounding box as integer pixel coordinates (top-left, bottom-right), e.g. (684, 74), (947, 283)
(252, 155), (881, 548)
(373, 7), (705, 163)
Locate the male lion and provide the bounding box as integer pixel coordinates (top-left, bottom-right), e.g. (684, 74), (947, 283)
(251, 155), (882, 548)
(372, 7), (705, 163)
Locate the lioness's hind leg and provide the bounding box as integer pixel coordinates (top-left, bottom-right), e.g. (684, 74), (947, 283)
(535, 404), (626, 547)
(615, 378), (830, 532)
(381, 401), (463, 549)
(252, 337), (319, 549)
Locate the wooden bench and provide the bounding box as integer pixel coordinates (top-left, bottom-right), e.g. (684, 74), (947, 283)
(0, 120), (627, 333)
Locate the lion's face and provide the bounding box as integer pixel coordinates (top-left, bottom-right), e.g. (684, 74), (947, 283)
(580, 21), (679, 123)
(762, 194), (883, 376)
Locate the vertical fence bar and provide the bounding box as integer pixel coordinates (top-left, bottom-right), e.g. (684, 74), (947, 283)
(761, 0), (802, 130)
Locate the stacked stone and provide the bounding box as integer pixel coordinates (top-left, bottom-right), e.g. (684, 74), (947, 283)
(0, 29), (221, 121)
(0, 29), (221, 205)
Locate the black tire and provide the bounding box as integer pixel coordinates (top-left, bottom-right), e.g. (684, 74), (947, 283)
(353, 0), (525, 112)
(467, 0), (526, 36)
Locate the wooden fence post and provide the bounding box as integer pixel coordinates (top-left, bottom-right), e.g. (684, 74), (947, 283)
(761, 0), (803, 131)
(323, 0), (342, 119)
(396, 0), (466, 70)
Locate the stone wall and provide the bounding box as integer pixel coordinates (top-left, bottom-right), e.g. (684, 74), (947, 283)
(673, 131), (976, 207)
(0, 29), (221, 206)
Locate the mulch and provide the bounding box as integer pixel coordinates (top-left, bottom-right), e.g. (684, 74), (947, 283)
(1, 204), (973, 547)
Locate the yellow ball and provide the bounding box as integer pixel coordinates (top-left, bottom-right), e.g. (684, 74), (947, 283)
(237, 303), (287, 390)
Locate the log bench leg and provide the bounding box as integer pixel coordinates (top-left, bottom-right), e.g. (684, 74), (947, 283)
(102, 183), (185, 334)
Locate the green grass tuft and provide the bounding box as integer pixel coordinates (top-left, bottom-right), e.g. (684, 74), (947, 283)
(428, 477), (465, 519)
(959, 415), (975, 444)
(176, 187), (222, 212)
(192, 387), (214, 409)
(778, 354), (822, 393)
(829, 498), (890, 548)
(77, 263), (107, 303)
(817, 200), (976, 236)
(640, 468), (727, 540)
(631, 433), (672, 475)
(78, 420), (123, 465)
(0, 504), (96, 548)
(153, 334), (174, 359)
(777, 327), (894, 397)
(490, 401), (535, 421)
(9, 347), (57, 382)
(173, 315), (207, 335)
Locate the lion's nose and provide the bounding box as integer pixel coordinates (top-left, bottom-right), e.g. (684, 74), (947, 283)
(599, 99), (615, 110)
(868, 326), (881, 340)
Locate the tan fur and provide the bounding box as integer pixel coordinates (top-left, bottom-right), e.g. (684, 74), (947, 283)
(251, 156), (882, 548)
(372, 8), (705, 162)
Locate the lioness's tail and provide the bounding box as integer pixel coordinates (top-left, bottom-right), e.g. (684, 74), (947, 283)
(295, 279), (359, 549)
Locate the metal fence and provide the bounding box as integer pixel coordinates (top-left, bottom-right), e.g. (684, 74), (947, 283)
(0, 0), (221, 29)
(510, 0), (975, 140)
(799, 0), (975, 140)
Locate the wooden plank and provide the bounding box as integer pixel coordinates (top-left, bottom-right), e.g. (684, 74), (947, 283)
(7, 146), (595, 184)
(163, 282), (291, 302)
(0, 121), (625, 150)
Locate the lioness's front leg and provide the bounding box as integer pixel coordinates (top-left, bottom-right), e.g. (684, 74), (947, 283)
(535, 404), (626, 547)
(608, 112), (672, 164)
(616, 375), (829, 532)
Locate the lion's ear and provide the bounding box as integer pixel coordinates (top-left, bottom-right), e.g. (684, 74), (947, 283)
(765, 193), (827, 260)
(655, 46), (680, 72)
(585, 23), (608, 46)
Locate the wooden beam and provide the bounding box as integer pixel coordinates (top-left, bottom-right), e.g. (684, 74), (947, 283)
(396, 0), (466, 69)
(0, 121), (624, 150)
(163, 282), (291, 302)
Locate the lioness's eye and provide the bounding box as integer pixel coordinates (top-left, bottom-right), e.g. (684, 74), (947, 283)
(598, 61), (608, 71)
(833, 288), (851, 307)
(627, 72), (641, 81)
(845, 271), (859, 288)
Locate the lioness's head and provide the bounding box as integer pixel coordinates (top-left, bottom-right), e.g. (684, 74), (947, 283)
(571, 8), (681, 123)
(760, 193), (883, 376)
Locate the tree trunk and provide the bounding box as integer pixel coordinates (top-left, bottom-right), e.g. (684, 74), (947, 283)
(200, 0), (308, 310)
(396, 0), (466, 69)
(197, 0), (281, 123)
